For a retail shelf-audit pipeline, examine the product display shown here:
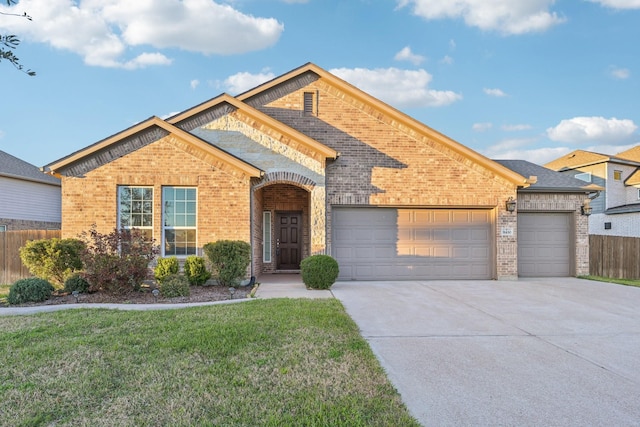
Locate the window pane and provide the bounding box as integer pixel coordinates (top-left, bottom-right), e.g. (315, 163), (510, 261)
(162, 186), (197, 256)
(118, 186), (153, 232)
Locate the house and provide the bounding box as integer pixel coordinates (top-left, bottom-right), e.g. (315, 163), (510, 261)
(545, 146), (640, 237)
(0, 149), (61, 231)
(495, 160), (602, 277)
(44, 63), (593, 280)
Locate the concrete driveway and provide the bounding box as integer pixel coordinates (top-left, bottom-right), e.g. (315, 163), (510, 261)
(331, 278), (640, 427)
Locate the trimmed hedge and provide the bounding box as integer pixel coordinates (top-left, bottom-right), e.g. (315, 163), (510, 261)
(203, 240), (251, 287)
(300, 255), (339, 290)
(63, 273), (90, 294)
(154, 257), (180, 283)
(159, 274), (191, 298)
(184, 256), (211, 286)
(8, 278), (55, 305)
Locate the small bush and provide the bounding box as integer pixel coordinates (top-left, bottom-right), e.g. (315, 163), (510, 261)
(19, 238), (85, 288)
(300, 255), (340, 290)
(8, 278), (55, 305)
(79, 226), (159, 295)
(203, 240), (251, 287)
(184, 256), (211, 286)
(159, 274), (191, 298)
(154, 257), (180, 283)
(63, 273), (90, 294)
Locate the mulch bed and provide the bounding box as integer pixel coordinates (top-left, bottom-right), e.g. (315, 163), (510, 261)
(3, 284), (253, 308)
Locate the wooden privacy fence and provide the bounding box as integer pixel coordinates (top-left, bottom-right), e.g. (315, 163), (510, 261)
(590, 234), (640, 280)
(0, 230), (61, 284)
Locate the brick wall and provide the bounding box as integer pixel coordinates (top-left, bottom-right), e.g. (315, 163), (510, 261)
(60, 135), (253, 254)
(258, 77), (519, 279)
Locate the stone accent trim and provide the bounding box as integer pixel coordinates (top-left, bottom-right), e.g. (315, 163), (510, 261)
(253, 171), (316, 191)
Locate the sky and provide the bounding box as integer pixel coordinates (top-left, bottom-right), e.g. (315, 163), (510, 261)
(1, 0), (639, 168)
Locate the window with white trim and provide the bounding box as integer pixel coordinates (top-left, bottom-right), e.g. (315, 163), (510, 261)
(0, 225), (6, 232)
(263, 211), (272, 263)
(163, 187), (197, 256)
(118, 186), (153, 240)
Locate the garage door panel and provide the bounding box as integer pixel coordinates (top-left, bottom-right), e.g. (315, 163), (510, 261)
(518, 212), (571, 277)
(333, 208), (493, 280)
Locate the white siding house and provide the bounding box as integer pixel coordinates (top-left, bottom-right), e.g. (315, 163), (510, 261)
(546, 146), (640, 238)
(0, 150), (61, 230)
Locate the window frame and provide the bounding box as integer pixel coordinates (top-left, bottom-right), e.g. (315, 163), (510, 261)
(162, 186), (198, 257)
(117, 186), (154, 240)
(263, 211), (272, 263)
(0, 225), (6, 232)
(614, 170), (623, 181)
(575, 172), (592, 183)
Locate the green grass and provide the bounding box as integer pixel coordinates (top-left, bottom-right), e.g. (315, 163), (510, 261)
(0, 299), (419, 427)
(580, 275), (640, 288)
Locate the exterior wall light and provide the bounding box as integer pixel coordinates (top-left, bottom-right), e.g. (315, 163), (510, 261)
(581, 204), (592, 216)
(505, 197), (517, 213)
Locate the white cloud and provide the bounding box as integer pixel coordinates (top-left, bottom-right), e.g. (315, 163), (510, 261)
(589, 0), (640, 9)
(483, 88), (507, 97)
(330, 67), (462, 108)
(502, 124), (532, 131)
(610, 67), (631, 79)
(439, 55), (454, 65)
(547, 116), (638, 144)
(397, 0), (565, 35)
(394, 46), (426, 65)
(223, 71), (276, 95)
(0, 0), (283, 69)
(481, 138), (570, 164)
(472, 122), (493, 132)
(190, 79), (200, 90)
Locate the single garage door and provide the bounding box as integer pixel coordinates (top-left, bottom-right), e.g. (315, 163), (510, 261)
(518, 212), (572, 277)
(332, 208), (493, 280)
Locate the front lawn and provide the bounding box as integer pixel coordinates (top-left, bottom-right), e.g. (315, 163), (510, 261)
(0, 299), (419, 426)
(580, 275), (640, 288)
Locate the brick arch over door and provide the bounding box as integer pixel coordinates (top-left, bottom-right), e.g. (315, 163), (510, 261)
(252, 171), (317, 192)
(252, 179), (313, 275)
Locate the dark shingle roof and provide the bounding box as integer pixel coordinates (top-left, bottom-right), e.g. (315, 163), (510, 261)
(605, 203), (640, 215)
(0, 150), (60, 186)
(494, 159), (602, 192)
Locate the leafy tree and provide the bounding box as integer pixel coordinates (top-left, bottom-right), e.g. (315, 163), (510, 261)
(1, 0), (35, 76)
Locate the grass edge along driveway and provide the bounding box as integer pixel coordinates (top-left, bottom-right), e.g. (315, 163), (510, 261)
(0, 299), (419, 427)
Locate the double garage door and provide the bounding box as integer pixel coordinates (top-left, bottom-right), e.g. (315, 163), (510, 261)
(332, 208), (493, 280)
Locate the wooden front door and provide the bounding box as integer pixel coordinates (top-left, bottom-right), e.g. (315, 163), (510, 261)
(276, 212), (302, 270)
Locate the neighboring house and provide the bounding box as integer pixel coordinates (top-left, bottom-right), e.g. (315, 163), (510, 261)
(546, 146), (640, 237)
(44, 63), (592, 280)
(0, 149), (61, 231)
(496, 160), (602, 277)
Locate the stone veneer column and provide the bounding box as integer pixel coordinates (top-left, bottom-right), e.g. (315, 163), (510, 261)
(310, 186), (326, 255)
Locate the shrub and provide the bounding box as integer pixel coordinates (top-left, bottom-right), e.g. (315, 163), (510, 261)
(63, 273), (90, 294)
(159, 274), (191, 298)
(19, 238), (85, 288)
(8, 278), (55, 305)
(203, 240), (251, 287)
(184, 256), (211, 286)
(79, 226), (159, 295)
(154, 257), (180, 283)
(300, 255), (340, 290)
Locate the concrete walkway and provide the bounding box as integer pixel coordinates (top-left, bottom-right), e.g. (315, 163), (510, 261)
(254, 273), (334, 299)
